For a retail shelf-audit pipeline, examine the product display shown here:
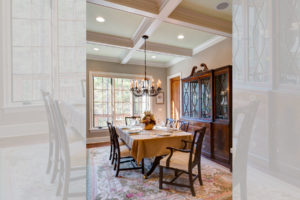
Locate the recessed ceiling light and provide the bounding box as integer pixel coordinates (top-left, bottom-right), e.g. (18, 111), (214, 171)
(151, 55), (156, 59)
(216, 2), (229, 10)
(177, 34), (184, 40)
(93, 47), (99, 51)
(96, 16), (105, 23)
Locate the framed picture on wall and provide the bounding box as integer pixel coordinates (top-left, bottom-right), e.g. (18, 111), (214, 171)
(156, 92), (164, 104)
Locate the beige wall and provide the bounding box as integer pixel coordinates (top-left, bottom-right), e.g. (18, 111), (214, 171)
(86, 59), (167, 138)
(167, 38), (232, 77)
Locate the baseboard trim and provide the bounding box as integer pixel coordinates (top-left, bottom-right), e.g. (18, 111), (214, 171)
(86, 136), (110, 144)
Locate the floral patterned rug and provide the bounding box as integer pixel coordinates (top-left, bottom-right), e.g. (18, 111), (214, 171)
(87, 146), (232, 200)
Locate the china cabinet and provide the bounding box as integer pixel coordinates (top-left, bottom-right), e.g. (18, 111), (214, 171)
(181, 65), (232, 169)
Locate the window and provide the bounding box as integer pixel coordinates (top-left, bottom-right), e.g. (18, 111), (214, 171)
(92, 76), (150, 128)
(4, 0), (86, 107)
(11, 0), (52, 104)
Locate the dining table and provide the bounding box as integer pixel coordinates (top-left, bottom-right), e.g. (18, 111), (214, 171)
(116, 126), (193, 178)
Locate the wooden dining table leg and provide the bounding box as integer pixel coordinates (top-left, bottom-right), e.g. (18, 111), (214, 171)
(144, 156), (164, 179)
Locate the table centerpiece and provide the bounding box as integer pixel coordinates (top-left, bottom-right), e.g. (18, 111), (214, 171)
(141, 111), (156, 130)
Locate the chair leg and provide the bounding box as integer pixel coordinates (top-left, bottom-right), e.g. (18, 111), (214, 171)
(197, 163), (203, 186)
(62, 171), (70, 200)
(51, 144), (59, 183)
(159, 166), (163, 189)
(141, 159), (144, 174)
(46, 140), (53, 174)
(109, 144), (112, 160)
(115, 156), (120, 177)
(111, 146), (115, 165)
(56, 161), (63, 196)
(114, 153), (117, 171)
(189, 171), (195, 196)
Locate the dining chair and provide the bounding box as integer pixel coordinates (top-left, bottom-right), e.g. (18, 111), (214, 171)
(125, 116), (141, 126)
(41, 91), (60, 183)
(177, 120), (190, 132)
(49, 98), (85, 200)
(107, 122), (126, 165)
(159, 127), (206, 196)
(110, 125), (144, 177)
(166, 118), (176, 128)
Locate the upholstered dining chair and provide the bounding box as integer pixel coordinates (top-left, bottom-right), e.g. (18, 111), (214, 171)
(177, 120), (190, 132)
(125, 116), (141, 126)
(110, 125), (144, 177)
(159, 127), (206, 196)
(165, 118), (176, 128)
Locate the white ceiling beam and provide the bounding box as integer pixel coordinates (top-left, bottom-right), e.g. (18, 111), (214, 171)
(167, 6), (232, 37)
(87, 31), (133, 48)
(87, 0), (158, 18)
(87, 31), (191, 57)
(87, 54), (121, 63)
(142, 42), (192, 57)
(192, 36), (227, 55)
(121, 0), (183, 64)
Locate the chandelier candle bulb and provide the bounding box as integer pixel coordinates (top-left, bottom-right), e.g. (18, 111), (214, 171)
(152, 79), (155, 87)
(157, 80), (161, 88)
(130, 81), (134, 89)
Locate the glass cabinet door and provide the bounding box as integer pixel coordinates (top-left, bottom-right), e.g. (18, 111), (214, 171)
(182, 82), (190, 117)
(215, 73), (228, 119)
(200, 77), (211, 119)
(190, 81), (199, 118)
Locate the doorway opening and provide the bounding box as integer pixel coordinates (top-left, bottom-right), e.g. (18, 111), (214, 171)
(170, 76), (180, 120)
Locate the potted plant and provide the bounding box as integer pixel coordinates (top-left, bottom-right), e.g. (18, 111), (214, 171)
(141, 111), (156, 130)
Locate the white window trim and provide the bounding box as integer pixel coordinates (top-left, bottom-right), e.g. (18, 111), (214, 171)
(167, 72), (182, 119)
(1, 0), (58, 110)
(89, 71), (153, 130)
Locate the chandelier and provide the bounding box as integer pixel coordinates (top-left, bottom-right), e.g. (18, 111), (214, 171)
(130, 35), (162, 97)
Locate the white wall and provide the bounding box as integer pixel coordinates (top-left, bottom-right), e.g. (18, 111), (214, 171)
(167, 38), (232, 77)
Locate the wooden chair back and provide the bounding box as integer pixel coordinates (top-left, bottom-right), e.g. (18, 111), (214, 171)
(177, 120), (189, 132)
(111, 126), (121, 156)
(189, 127), (206, 168)
(166, 118), (176, 127)
(107, 122), (114, 145)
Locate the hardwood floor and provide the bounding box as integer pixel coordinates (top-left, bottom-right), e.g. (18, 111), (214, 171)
(86, 142), (110, 149)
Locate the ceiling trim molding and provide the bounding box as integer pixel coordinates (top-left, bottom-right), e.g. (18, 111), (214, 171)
(168, 6), (232, 36)
(127, 59), (167, 68)
(87, 53), (169, 68)
(87, 31), (133, 48)
(87, 31), (192, 57)
(192, 36), (227, 55)
(87, 0), (158, 18)
(143, 42), (192, 57)
(87, 54), (121, 63)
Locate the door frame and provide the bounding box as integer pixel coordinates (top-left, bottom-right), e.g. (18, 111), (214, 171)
(167, 72), (182, 119)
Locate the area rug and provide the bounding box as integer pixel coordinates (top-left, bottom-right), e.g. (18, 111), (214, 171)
(87, 146), (232, 200)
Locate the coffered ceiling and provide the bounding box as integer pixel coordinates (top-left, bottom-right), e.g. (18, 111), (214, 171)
(87, 0), (232, 67)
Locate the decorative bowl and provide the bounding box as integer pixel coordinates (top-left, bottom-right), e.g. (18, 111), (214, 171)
(144, 123), (154, 130)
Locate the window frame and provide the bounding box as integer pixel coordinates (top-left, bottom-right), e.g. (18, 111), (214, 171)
(89, 71), (153, 129)
(2, 0), (56, 108)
